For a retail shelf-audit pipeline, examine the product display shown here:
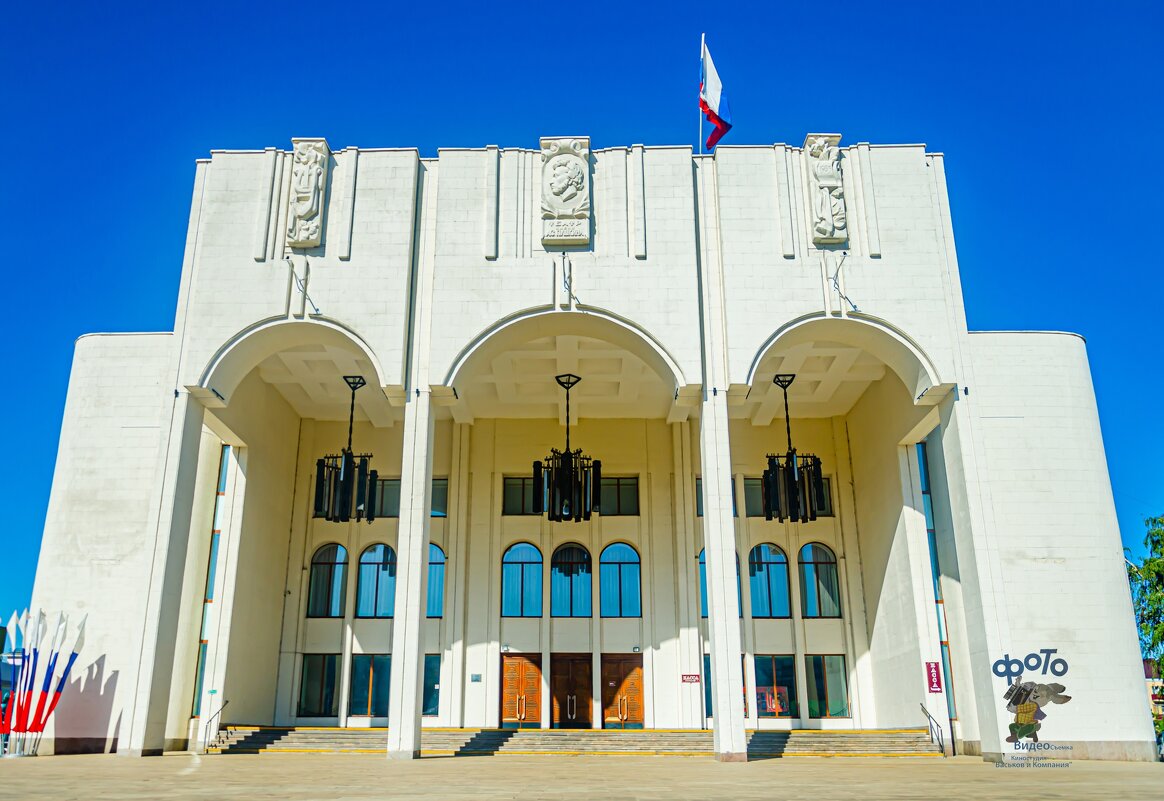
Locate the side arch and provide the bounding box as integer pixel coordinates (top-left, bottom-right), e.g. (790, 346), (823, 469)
(193, 316), (390, 406)
(745, 313), (944, 402)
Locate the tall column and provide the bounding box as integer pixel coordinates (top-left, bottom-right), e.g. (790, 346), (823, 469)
(385, 391), (435, 758)
(694, 152), (747, 760)
(700, 394), (748, 760)
(387, 152), (434, 757)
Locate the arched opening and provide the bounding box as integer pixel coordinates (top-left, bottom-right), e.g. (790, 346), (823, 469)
(179, 318), (406, 731)
(447, 308), (691, 732)
(727, 314), (959, 730)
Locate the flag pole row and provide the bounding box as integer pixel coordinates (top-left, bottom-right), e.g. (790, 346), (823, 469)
(1, 609), (86, 757)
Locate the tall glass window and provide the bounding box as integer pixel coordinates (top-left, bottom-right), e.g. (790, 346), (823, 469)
(349, 654), (391, 717)
(356, 544), (396, 618)
(755, 654), (798, 717)
(298, 653), (340, 717)
(918, 442), (957, 720)
(599, 543), (641, 617)
(798, 543), (841, 618)
(698, 549), (742, 618)
(192, 444), (230, 717)
(307, 544), (348, 618)
(748, 544), (791, 618)
(551, 544), (592, 617)
(423, 654), (441, 716)
(427, 543), (446, 618)
(805, 654), (850, 718)
(501, 543), (542, 617)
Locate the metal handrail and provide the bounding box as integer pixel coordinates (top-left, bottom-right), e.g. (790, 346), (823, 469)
(202, 699), (230, 754)
(918, 703), (945, 755)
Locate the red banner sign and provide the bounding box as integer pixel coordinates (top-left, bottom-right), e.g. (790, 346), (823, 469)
(681, 674), (701, 683)
(925, 661), (942, 693)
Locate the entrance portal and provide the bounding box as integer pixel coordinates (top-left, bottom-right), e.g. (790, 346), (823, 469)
(601, 654), (644, 729)
(550, 654), (593, 729)
(500, 654), (542, 729)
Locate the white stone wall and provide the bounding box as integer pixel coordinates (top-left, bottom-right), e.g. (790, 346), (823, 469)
(31, 333), (174, 753)
(966, 332), (1156, 759)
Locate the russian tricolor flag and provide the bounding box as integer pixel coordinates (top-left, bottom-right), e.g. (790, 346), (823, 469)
(699, 35), (732, 150)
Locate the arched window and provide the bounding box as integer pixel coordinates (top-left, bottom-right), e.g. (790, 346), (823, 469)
(799, 543), (841, 618)
(748, 544), (791, 618)
(307, 544), (348, 618)
(551, 544), (592, 617)
(356, 544), (396, 618)
(600, 543), (641, 617)
(501, 542), (542, 617)
(699, 549), (742, 618)
(427, 543), (446, 618)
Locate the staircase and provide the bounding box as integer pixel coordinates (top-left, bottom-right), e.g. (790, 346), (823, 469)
(208, 726), (942, 758)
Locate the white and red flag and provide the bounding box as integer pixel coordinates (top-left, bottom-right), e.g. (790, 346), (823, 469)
(699, 35), (733, 150)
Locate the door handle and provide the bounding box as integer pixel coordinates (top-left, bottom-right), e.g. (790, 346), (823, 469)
(567, 694), (575, 720)
(518, 694), (525, 721)
(619, 695), (628, 721)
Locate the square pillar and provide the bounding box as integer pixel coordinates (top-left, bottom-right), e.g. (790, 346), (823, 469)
(699, 393), (748, 761)
(123, 393), (206, 756)
(386, 391), (435, 759)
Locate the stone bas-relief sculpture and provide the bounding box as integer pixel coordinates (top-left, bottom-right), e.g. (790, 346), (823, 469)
(541, 136), (591, 247)
(287, 138), (331, 249)
(805, 134), (847, 245)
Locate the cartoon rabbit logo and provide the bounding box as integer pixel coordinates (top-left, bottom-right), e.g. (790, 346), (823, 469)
(1003, 680), (1071, 743)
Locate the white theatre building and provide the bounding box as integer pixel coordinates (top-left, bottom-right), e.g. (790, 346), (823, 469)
(30, 133), (1157, 762)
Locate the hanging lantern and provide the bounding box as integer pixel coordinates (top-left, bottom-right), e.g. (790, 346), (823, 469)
(761, 374), (827, 523)
(532, 374), (602, 522)
(312, 375), (379, 523)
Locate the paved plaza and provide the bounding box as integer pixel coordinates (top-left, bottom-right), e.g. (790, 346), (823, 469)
(0, 754), (1160, 801)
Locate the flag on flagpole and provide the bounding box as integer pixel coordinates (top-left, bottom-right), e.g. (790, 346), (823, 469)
(699, 36), (732, 149)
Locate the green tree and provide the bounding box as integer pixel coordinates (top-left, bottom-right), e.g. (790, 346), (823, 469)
(1127, 515), (1164, 739)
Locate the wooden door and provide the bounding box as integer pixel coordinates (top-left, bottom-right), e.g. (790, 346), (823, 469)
(601, 654), (644, 729)
(551, 654), (593, 729)
(500, 654), (542, 728)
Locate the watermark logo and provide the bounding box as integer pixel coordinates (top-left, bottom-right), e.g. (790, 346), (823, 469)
(991, 649), (1074, 767)
(1002, 679), (1072, 745)
(992, 648), (1068, 685)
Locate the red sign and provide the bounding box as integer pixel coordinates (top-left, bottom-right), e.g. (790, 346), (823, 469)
(925, 661), (942, 693)
(681, 674), (701, 683)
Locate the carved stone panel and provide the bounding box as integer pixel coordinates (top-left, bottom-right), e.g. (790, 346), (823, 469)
(540, 136), (591, 247)
(287, 138), (331, 249)
(804, 133), (847, 245)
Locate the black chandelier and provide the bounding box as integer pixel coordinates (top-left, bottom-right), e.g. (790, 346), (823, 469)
(761, 374), (828, 523)
(532, 374), (602, 522)
(312, 375), (380, 523)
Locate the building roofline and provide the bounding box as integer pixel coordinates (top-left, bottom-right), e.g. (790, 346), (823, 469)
(75, 331), (174, 344)
(968, 329), (1086, 343)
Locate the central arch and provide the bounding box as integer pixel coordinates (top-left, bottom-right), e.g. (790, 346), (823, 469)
(443, 308), (689, 424)
(444, 308), (687, 391)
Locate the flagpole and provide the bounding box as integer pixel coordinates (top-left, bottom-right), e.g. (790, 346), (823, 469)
(698, 33), (705, 155)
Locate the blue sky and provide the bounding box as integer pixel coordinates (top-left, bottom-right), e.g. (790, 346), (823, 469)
(1, 1), (1160, 618)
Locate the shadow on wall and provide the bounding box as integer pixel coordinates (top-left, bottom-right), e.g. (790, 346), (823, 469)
(52, 655), (120, 754)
